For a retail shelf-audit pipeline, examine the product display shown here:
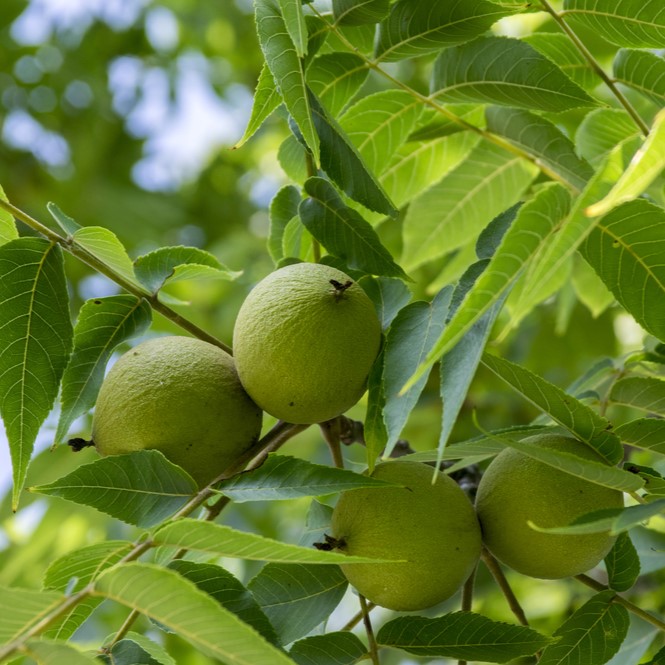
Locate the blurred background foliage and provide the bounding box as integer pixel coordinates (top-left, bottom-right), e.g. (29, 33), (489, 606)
(0, 2), (661, 664)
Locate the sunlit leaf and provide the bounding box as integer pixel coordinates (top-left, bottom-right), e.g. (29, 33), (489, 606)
(613, 49), (665, 107)
(249, 564), (347, 645)
(30, 451), (198, 527)
(481, 353), (625, 466)
(279, 0), (308, 58)
(609, 376), (665, 416)
(359, 275), (412, 330)
(581, 199), (665, 342)
(333, 0), (389, 26)
(23, 639), (98, 665)
(153, 518), (400, 564)
(340, 91), (421, 177)
(55, 295), (151, 444)
(0, 238), (73, 510)
(134, 246), (239, 294)
(269, 185), (301, 263)
(564, 0), (665, 48)
(523, 33), (598, 90)
(377, 612), (550, 661)
(255, 0), (320, 162)
(431, 36), (597, 112)
(538, 591), (629, 665)
(576, 109), (640, 166)
(307, 53), (368, 117)
(0, 585), (64, 644)
(73, 227), (138, 286)
(0, 185), (18, 245)
(402, 140), (537, 270)
(94, 563), (296, 665)
(235, 64), (281, 148)
(375, 0), (513, 62)
(586, 109), (665, 216)
(217, 453), (396, 502)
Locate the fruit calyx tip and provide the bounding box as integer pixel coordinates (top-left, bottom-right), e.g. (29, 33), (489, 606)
(313, 533), (346, 551)
(329, 279), (353, 302)
(68, 438), (95, 452)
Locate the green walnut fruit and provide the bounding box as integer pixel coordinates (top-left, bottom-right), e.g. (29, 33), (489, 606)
(330, 461), (482, 611)
(92, 336), (263, 487)
(232, 263), (381, 424)
(475, 433), (625, 579)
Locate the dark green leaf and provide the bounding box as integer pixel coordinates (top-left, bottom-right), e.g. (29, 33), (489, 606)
(235, 63), (282, 148)
(0, 238), (73, 510)
(255, 0), (320, 161)
(299, 177), (407, 278)
(610, 376), (665, 416)
(605, 532), (640, 592)
(538, 591), (630, 665)
(564, 0), (665, 48)
(485, 106), (594, 191)
(249, 564), (347, 645)
(382, 287), (452, 456)
(402, 140), (537, 270)
(55, 295), (152, 444)
(134, 246), (238, 294)
(30, 451), (197, 527)
(643, 645), (665, 665)
(101, 640), (162, 665)
(615, 418), (665, 455)
(377, 612), (551, 661)
(613, 49), (665, 107)
(217, 453), (397, 501)
(308, 90), (398, 217)
(168, 560), (279, 645)
(523, 33), (597, 90)
(431, 36), (597, 112)
(375, 0), (513, 62)
(269, 185), (301, 263)
(306, 53), (368, 117)
(481, 354), (624, 465)
(364, 346), (387, 467)
(581, 199), (665, 342)
(358, 275), (412, 330)
(290, 632), (367, 665)
(94, 563), (295, 665)
(333, 0), (389, 26)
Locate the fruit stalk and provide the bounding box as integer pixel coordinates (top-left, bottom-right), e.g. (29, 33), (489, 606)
(481, 549), (530, 627)
(359, 594), (380, 665)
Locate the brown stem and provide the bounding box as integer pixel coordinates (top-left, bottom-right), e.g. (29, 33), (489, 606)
(360, 594), (380, 665)
(321, 418), (345, 468)
(458, 566), (478, 665)
(575, 574), (665, 633)
(0, 199), (231, 354)
(481, 549), (529, 626)
(540, 0), (649, 137)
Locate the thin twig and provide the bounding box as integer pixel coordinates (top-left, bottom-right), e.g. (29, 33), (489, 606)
(539, 0), (649, 137)
(341, 601), (377, 631)
(0, 198), (231, 353)
(0, 422), (309, 661)
(481, 549), (529, 626)
(575, 574), (665, 632)
(105, 609), (141, 649)
(360, 594), (380, 665)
